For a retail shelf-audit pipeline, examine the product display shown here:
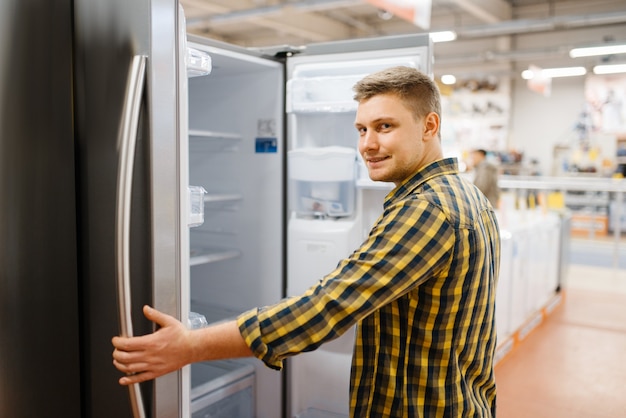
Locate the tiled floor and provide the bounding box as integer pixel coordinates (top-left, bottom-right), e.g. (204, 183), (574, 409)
(495, 262), (626, 417)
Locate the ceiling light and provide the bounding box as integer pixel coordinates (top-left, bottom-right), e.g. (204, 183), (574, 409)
(430, 31), (457, 43)
(521, 66), (587, 79)
(593, 63), (626, 75)
(441, 74), (456, 85)
(570, 44), (626, 58)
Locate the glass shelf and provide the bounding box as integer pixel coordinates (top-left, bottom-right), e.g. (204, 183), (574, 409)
(202, 193), (242, 212)
(205, 193), (242, 203)
(189, 129), (241, 140)
(189, 129), (242, 152)
(190, 247), (241, 266)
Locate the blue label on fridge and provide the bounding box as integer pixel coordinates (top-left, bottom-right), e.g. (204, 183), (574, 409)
(255, 137), (277, 153)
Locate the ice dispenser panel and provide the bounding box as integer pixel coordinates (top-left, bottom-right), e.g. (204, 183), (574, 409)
(288, 146), (356, 218)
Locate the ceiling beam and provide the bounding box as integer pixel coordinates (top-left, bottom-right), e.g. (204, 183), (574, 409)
(455, 11), (626, 38)
(450, 0), (512, 23)
(186, 0), (361, 26)
(185, 0), (361, 42)
(233, 11), (355, 43)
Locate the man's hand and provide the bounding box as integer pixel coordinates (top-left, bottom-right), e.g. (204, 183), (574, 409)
(112, 305), (195, 385)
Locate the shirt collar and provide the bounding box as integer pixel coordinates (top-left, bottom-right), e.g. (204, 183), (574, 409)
(385, 158), (459, 205)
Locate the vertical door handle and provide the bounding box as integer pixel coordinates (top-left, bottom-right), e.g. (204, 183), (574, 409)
(115, 54), (148, 418)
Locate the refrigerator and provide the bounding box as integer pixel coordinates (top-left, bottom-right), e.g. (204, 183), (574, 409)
(0, 0), (432, 416)
(184, 28), (432, 418)
(1, 0), (186, 417)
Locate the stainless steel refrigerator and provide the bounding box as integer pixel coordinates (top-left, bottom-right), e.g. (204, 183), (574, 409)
(1, 0), (185, 416)
(0, 0), (431, 416)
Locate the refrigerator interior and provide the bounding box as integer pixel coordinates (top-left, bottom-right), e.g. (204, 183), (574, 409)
(185, 36), (285, 418)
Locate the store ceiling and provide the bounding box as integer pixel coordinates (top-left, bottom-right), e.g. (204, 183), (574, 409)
(181, 0), (626, 78)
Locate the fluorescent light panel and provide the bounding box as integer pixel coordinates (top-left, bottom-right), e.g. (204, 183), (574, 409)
(570, 44), (626, 58)
(522, 66), (587, 79)
(593, 64), (626, 75)
(430, 31), (457, 43)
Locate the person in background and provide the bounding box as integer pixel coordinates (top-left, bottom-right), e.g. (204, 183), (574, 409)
(112, 66), (500, 417)
(470, 149), (500, 208)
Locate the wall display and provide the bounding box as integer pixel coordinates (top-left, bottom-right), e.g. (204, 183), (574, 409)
(441, 77), (511, 155)
(585, 74), (626, 134)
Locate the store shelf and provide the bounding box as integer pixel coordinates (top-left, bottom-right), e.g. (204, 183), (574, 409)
(499, 175), (626, 193)
(190, 247), (241, 266)
(564, 191), (610, 207)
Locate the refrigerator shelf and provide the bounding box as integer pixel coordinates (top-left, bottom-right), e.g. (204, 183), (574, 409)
(189, 129), (242, 152)
(191, 360), (254, 418)
(204, 193), (243, 210)
(191, 359), (254, 400)
(189, 129), (241, 140)
(204, 193), (242, 203)
(189, 301), (239, 324)
(190, 247), (241, 266)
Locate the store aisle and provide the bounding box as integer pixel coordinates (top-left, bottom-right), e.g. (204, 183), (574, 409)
(495, 264), (626, 417)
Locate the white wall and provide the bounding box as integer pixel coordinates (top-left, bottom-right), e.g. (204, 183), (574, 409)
(509, 76), (587, 176)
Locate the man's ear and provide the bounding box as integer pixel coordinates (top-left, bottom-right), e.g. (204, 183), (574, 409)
(423, 112), (440, 141)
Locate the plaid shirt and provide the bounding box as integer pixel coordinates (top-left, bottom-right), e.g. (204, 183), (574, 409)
(238, 158), (500, 417)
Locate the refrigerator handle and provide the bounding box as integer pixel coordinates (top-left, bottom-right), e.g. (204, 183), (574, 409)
(115, 54), (148, 418)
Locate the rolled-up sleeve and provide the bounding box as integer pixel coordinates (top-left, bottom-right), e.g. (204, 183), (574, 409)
(237, 307), (284, 370)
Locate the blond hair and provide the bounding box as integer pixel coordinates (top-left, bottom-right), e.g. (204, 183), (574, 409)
(353, 66), (442, 137)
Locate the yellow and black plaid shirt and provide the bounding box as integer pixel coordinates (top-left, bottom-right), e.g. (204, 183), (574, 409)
(238, 158), (500, 417)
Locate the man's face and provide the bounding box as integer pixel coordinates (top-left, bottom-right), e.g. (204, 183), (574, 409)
(355, 93), (429, 185)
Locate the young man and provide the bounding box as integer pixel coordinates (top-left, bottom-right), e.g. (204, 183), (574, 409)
(113, 66), (500, 417)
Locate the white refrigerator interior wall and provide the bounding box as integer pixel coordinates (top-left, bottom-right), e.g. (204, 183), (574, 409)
(187, 43), (284, 418)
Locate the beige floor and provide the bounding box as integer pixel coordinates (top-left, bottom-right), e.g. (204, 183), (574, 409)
(495, 263), (626, 417)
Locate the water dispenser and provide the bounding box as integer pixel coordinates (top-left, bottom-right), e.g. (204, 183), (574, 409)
(288, 146), (357, 218)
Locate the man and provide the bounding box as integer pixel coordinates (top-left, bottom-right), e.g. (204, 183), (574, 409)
(470, 149), (500, 208)
(113, 66), (500, 417)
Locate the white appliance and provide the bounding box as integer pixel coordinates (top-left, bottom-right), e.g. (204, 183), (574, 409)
(182, 25), (433, 418)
